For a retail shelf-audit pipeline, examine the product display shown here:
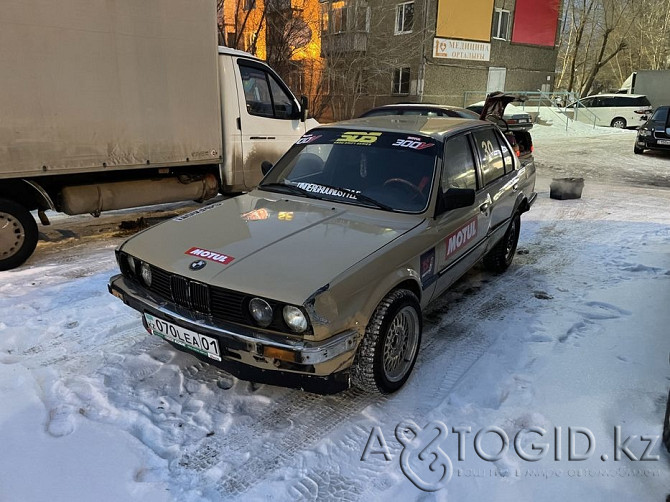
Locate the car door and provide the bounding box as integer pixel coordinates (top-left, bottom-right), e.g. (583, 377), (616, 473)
(471, 126), (518, 247)
(235, 61), (307, 189)
(429, 133), (491, 299)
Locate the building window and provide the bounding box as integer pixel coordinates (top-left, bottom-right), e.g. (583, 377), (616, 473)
(395, 2), (414, 34)
(332, 1), (348, 33)
(492, 8), (510, 40)
(392, 67), (410, 94)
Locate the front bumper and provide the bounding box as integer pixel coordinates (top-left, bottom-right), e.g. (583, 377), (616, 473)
(108, 274), (358, 394)
(637, 137), (670, 151)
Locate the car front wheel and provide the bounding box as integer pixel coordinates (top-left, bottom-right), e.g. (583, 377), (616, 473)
(634, 145), (645, 154)
(351, 289), (422, 394)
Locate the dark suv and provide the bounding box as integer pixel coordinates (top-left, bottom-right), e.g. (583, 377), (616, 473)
(634, 106), (670, 154)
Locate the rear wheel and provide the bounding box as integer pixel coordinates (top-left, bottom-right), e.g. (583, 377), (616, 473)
(0, 198), (38, 271)
(351, 289), (422, 394)
(484, 215), (520, 273)
(611, 117), (627, 129)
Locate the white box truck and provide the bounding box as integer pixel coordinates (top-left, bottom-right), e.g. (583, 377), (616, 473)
(619, 71), (670, 108)
(0, 0), (317, 270)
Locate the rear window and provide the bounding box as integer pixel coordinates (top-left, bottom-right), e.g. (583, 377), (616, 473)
(633, 96), (651, 107)
(612, 96), (651, 107)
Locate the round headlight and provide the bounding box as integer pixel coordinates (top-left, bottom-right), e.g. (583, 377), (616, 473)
(126, 254), (136, 274)
(140, 262), (152, 287)
(249, 298), (273, 327)
(283, 305), (308, 333)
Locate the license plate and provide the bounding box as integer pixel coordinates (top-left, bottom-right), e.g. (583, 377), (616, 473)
(144, 313), (221, 361)
(657, 139), (670, 145)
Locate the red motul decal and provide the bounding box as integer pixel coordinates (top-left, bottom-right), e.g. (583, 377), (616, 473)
(185, 247), (235, 265)
(445, 217), (478, 259)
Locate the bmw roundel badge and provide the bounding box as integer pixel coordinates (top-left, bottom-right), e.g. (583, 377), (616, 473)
(189, 260), (207, 271)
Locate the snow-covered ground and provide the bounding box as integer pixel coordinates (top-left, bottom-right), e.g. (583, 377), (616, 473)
(1, 124), (669, 501)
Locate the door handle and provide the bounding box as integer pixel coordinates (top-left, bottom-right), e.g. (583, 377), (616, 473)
(479, 202), (490, 213)
(512, 183), (519, 192)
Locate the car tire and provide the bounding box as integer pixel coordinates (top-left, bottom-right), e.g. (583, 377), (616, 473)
(611, 117), (627, 128)
(350, 289), (422, 394)
(484, 214), (520, 273)
(0, 198), (38, 271)
(633, 145), (645, 154)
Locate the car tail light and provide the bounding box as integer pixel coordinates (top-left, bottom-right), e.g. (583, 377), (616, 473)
(508, 119), (518, 124)
(634, 109), (647, 114)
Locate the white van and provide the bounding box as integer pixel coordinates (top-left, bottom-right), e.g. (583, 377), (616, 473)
(565, 94), (652, 128)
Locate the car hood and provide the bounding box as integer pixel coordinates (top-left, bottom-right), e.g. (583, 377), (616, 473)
(121, 192), (420, 305)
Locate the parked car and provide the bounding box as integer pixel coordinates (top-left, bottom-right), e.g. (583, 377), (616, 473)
(564, 94), (652, 128)
(359, 103), (480, 120)
(466, 100), (534, 132)
(109, 104), (537, 395)
(634, 105), (670, 154)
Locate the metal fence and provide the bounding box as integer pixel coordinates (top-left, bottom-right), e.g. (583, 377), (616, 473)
(463, 90), (601, 131)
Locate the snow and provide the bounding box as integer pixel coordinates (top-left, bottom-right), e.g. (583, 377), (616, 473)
(1, 122), (669, 501)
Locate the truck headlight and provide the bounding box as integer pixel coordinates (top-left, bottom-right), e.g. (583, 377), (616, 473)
(283, 305), (308, 333)
(249, 298), (273, 327)
(140, 262), (152, 287)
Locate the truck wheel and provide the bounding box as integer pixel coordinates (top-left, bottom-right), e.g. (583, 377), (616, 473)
(610, 117), (627, 129)
(484, 215), (520, 273)
(351, 289), (422, 394)
(0, 198), (38, 271)
(633, 145), (645, 154)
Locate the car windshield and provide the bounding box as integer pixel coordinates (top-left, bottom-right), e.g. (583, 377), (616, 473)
(259, 129), (439, 213)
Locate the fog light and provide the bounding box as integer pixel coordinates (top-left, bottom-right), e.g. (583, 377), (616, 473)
(283, 305), (308, 333)
(140, 262), (152, 287)
(249, 298), (273, 327)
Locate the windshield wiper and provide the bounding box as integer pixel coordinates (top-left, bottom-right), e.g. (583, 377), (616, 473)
(258, 182), (317, 198)
(309, 182), (394, 211)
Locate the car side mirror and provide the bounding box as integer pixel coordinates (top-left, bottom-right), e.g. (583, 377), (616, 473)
(300, 95), (309, 122)
(261, 160), (273, 175)
(435, 188), (475, 216)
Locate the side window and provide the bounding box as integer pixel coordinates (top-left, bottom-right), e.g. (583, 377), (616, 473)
(442, 134), (477, 191)
(268, 74), (295, 119)
(240, 64), (296, 119)
(473, 128), (505, 186)
(494, 129), (515, 173)
(580, 97), (594, 108)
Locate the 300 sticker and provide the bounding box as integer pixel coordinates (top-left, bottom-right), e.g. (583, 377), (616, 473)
(392, 138), (434, 150)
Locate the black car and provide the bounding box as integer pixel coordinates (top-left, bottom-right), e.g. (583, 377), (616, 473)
(359, 103), (480, 120)
(634, 106), (670, 154)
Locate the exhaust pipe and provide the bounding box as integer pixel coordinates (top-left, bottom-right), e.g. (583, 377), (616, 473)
(60, 174), (219, 215)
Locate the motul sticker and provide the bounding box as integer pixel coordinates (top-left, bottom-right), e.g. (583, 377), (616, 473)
(185, 247), (235, 265)
(445, 217), (478, 258)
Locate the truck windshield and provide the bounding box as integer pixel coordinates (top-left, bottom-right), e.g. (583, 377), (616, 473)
(259, 129), (439, 213)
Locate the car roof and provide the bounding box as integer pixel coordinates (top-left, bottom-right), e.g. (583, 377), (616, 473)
(316, 116), (490, 141)
(217, 45), (263, 62)
(584, 93), (648, 98)
(368, 103), (466, 110)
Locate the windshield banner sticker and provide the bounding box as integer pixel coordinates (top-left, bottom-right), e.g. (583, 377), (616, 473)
(296, 134), (322, 145)
(335, 131), (382, 145)
(295, 182), (361, 199)
(185, 247), (235, 265)
(445, 217), (478, 258)
(393, 137), (435, 150)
